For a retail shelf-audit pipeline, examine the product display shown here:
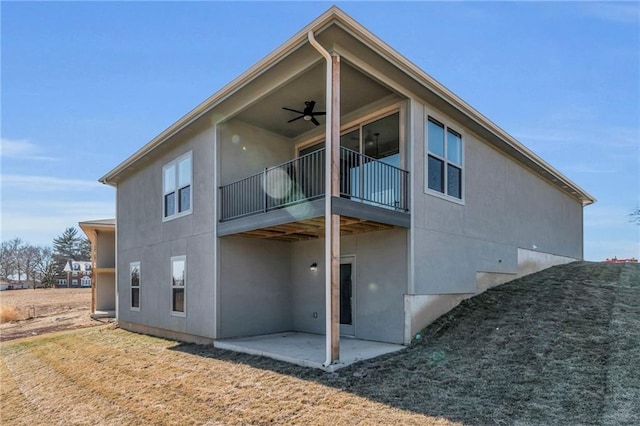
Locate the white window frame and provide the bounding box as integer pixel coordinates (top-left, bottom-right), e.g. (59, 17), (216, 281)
(80, 276), (91, 287)
(170, 256), (186, 317)
(163, 151), (193, 221)
(130, 261), (141, 311)
(425, 113), (465, 203)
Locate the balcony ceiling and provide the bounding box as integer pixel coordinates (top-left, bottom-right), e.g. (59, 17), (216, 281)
(230, 216), (398, 242)
(234, 62), (394, 139)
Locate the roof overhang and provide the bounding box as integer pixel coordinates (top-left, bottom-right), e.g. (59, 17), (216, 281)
(99, 6), (595, 206)
(79, 219), (116, 241)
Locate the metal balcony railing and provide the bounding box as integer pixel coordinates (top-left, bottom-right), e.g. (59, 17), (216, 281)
(219, 147), (409, 221)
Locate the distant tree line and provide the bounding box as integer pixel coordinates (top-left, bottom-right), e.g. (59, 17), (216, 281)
(0, 227), (90, 288)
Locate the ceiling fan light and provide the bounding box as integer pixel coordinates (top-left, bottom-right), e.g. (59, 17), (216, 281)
(303, 115), (312, 121)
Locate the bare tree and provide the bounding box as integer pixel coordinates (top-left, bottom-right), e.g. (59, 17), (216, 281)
(0, 240), (16, 281)
(35, 246), (56, 288)
(4, 238), (26, 283)
(22, 245), (40, 289)
(631, 208), (640, 225)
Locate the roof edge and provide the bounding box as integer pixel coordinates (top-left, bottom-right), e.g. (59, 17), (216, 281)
(99, 6), (343, 186)
(99, 6), (595, 206)
(327, 9), (595, 206)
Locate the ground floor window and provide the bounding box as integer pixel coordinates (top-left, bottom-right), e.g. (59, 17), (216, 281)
(171, 256), (186, 315)
(130, 262), (140, 310)
(80, 276), (91, 287)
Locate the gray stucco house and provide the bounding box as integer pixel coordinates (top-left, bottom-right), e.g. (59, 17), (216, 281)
(100, 7), (594, 368)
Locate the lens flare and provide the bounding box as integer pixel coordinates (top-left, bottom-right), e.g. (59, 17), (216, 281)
(263, 168), (292, 200)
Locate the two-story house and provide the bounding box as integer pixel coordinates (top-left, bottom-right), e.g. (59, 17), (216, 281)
(100, 7), (594, 369)
(56, 260), (92, 288)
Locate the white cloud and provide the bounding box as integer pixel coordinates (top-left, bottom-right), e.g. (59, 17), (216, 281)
(582, 3), (640, 25)
(1, 174), (102, 191)
(514, 123), (639, 152)
(0, 138), (60, 161)
(562, 164), (617, 175)
(1, 200), (115, 246)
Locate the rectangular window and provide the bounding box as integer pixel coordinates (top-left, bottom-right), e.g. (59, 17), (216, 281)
(426, 117), (463, 200)
(171, 256), (186, 315)
(163, 152), (192, 219)
(130, 262), (140, 310)
(72, 279), (78, 286)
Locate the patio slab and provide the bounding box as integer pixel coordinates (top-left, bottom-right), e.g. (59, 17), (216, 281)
(214, 331), (405, 372)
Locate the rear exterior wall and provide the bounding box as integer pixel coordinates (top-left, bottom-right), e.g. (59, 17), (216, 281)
(409, 102), (584, 295)
(116, 125), (217, 339)
(290, 228), (408, 344)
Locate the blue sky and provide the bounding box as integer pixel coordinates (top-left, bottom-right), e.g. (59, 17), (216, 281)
(1, 1), (638, 261)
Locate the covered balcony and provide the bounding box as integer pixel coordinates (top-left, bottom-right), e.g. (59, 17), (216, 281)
(218, 145), (409, 240)
(214, 42), (413, 240)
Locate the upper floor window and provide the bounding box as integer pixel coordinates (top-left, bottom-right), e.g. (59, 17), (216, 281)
(163, 152), (192, 220)
(426, 117), (463, 200)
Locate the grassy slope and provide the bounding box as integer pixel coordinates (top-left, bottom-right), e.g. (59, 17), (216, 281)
(1, 261), (638, 425)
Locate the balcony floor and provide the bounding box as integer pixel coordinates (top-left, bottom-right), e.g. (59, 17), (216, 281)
(218, 197), (409, 241)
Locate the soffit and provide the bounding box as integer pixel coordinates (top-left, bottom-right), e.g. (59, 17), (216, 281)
(232, 61), (393, 139)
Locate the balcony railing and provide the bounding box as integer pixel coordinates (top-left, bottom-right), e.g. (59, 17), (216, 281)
(219, 147), (409, 221)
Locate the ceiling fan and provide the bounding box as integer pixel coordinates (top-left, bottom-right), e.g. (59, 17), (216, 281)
(282, 100), (325, 126)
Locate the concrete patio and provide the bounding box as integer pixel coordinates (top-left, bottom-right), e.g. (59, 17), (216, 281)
(214, 332), (405, 372)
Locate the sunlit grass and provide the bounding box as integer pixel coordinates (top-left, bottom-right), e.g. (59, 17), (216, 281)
(1, 262), (638, 425)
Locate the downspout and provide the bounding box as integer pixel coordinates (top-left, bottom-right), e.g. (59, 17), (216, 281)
(308, 30), (334, 368)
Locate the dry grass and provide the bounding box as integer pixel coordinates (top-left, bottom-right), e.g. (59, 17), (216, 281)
(0, 288), (96, 341)
(1, 261), (638, 425)
(0, 326), (455, 425)
(0, 288), (91, 321)
(0, 306), (19, 323)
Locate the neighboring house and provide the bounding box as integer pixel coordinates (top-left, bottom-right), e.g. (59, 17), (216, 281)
(604, 257), (638, 264)
(55, 260), (92, 288)
(99, 7), (594, 367)
(0, 279), (30, 291)
(79, 219), (116, 318)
